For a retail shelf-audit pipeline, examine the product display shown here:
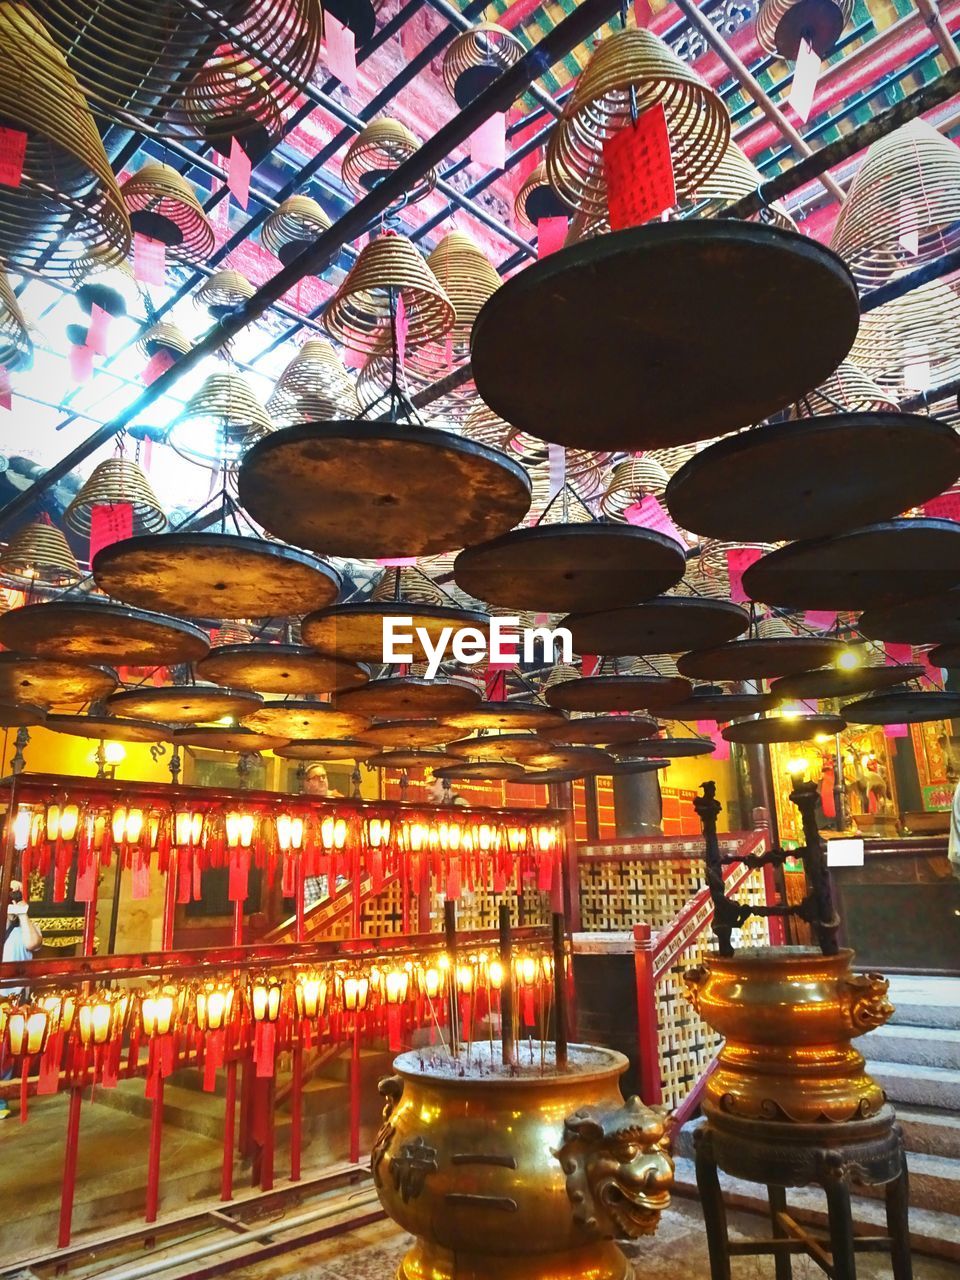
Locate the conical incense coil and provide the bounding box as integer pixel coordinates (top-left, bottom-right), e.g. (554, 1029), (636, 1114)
(850, 276), (960, 397)
(341, 119), (436, 205)
(138, 322), (192, 360)
(195, 269), (256, 315)
(546, 27), (730, 218)
(648, 444), (697, 478)
(69, 245), (139, 316)
(266, 339), (360, 425)
(261, 195), (332, 265)
(0, 269), (32, 372)
(831, 119), (960, 289)
(0, 3), (130, 275)
(442, 22), (524, 107)
(623, 654), (682, 677)
(322, 233), (454, 357)
(514, 161), (570, 231)
(756, 613), (798, 639)
(406, 231), (501, 380)
(601, 456), (670, 520)
(698, 539), (776, 595)
(0, 521), (80, 585)
(461, 400), (514, 451)
(757, 0), (853, 58)
(65, 458), (167, 536)
(120, 162), (214, 263)
(370, 567), (446, 606)
(167, 371), (274, 468)
(692, 140), (795, 231)
(180, 52), (284, 159)
(791, 360), (899, 417)
(671, 566), (725, 599)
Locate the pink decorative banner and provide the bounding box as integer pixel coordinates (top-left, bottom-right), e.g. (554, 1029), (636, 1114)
(228, 137), (251, 209)
(470, 113), (506, 170)
(725, 547), (763, 604)
(537, 216), (567, 258)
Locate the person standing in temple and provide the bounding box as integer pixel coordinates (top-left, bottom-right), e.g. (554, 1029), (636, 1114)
(425, 774), (467, 808)
(1, 880), (42, 1120)
(302, 764), (343, 909)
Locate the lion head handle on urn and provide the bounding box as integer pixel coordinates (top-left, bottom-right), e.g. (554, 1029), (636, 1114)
(556, 1095), (674, 1239)
(843, 971), (894, 1033)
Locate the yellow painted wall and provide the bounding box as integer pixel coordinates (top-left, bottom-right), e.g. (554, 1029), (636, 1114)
(658, 722), (739, 832)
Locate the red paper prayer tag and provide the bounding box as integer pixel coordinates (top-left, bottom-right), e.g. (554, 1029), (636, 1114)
(623, 494), (683, 544)
(485, 668), (509, 702)
(789, 37), (820, 124)
(470, 113), (506, 170)
(325, 14), (358, 90)
(547, 444), (566, 499)
(89, 502), (134, 563)
(86, 303), (112, 356)
(228, 136), (251, 210)
(602, 103), (675, 231)
(133, 232), (166, 285)
(924, 491), (960, 521)
(804, 609), (838, 630)
(69, 343), (94, 384)
(581, 654), (602, 677)
(0, 367), (11, 411)
(884, 642), (913, 666)
(375, 557), (418, 567)
(537, 216), (567, 258)
(0, 127), (27, 187)
(884, 723), (909, 739)
(143, 349), (176, 385)
(395, 293), (408, 368)
(725, 547), (763, 604)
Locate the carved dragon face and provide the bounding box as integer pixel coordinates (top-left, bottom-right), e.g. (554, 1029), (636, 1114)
(557, 1095), (673, 1240)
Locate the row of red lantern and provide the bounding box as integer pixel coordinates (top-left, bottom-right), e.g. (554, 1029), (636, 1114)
(12, 801), (563, 906)
(0, 949), (558, 1119)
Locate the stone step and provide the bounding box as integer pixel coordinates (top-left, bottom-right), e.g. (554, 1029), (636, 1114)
(861, 1023), (960, 1072)
(886, 976), (960, 1031)
(896, 1106), (960, 1159)
(855, 1149), (960, 1217)
(91, 1080), (233, 1141)
(867, 1061), (960, 1111)
(319, 1046), (396, 1084)
(671, 1153), (960, 1262)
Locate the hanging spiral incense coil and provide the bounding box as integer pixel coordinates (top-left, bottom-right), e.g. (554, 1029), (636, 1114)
(323, 233), (454, 357)
(405, 231), (501, 381)
(691, 140), (796, 230)
(341, 119), (436, 205)
(672, 565), (725, 599)
(267, 338), (360, 425)
(65, 458), (167, 536)
(831, 120), (960, 289)
(0, 270), (32, 372)
(623, 653), (682, 677)
(0, 3), (130, 276)
(167, 370), (274, 469)
(261, 194), (332, 265)
(461, 400), (514, 452)
(544, 662), (580, 687)
(0, 522), (80, 586)
(698, 539), (776, 597)
(647, 443), (697, 478)
(514, 161), (572, 231)
(138, 321), (192, 360)
(564, 207), (610, 246)
(756, 0), (853, 58)
(546, 28), (730, 219)
(442, 22), (524, 107)
(756, 613), (797, 639)
(791, 359), (899, 418)
(600, 456), (670, 521)
(195, 269), (255, 318)
(850, 277), (960, 398)
(370, 567), (447, 606)
(120, 161), (215, 262)
(70, 246), (140, 317)
(182, 54), (283, 159)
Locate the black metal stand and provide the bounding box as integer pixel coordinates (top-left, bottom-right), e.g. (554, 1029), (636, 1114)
(693, 1108), (912, 1280)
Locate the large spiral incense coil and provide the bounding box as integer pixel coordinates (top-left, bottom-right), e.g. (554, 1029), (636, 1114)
(370, 567), (447, 606)
(442, 22), (524, 108)
(70, 246), (139, 317)
(461, 400), (514, 452)
(791, 360), (899, 418)
(195, 269), (255, 318)
(266, 338), (360, 425)
(120, 162), (215, 262)
(831, 120), (960, 289)
(138, 321), (192, 360)
(672, 565), (726, 599)
(546, 28), (730, 219)
(0, 522), (80, 586)
(850, 277), (960, 398)
(323, 233), (454, 357)
(698, 539), (776, 597)
(261, 195), (331, 266)
(648, 443), (697, 478)
(0, 270), (32, 372)
(564, 208), (610, 246)
(341, 119), (436, 205)
(167, 370), (274, 469)
(0, 3), (130, 276)
(692, 140), (796, 231)
(32, 0), (323, 139)
(405, 231), (501, 381)
(623, 654), (682, 678)
(756, 0), (853, 58)
(182, 54), (283, 160)
(65, 458), (167, 536)
(756, 613), (798, 639)
(514, 161), (571, 231)
(600, 456), (670, 521)
(544, 662), (580, 688)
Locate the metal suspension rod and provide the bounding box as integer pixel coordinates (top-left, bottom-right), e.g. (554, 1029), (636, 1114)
(0, 0), (625, 533)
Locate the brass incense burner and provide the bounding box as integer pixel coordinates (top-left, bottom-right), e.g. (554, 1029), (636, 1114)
(373, 1043), (673, 1280)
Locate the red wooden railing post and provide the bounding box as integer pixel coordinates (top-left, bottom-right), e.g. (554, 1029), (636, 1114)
(145, 1073), (165, 1223)
(57, 1087), (83, 1248)
(632, 924), (662, 1106)
(221, 1055), (238, 1201)
(349, 1020), (361, 1164)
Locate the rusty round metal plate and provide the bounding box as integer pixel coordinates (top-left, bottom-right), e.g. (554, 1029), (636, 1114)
(523, 745), (615, 774)
(45, 714), (169, 742)
(173, 727), (290, 752)
(771, 663), (926, 701)
(435, 760), (527, 781)
(0, 656), (118, 706)
(0, 600), (211, 667)
(858, 589), (960, 645)
(517, 768), (581, 784)
(613, 736), (715, 757)
(544, 673), (693, 712)
(0, 702), (46, 727)
(302, 601), (489, 663)
(664, 414), (960, 543)
(607, 758), (671, 775)
(242, 701), (369, 740)
(565, 597), (750, 657)
(338, 677), (480, 720)
(93, 533), (340, 620)
(109, 685), (262, 724)
(678, 637), (850, 681)
(453, 523), (685, 613)
(237, 421), (532, 559)
(721, 714), (846, 743)
(471, 222), (859, 451)
(362, 719), (462, 748)
(446, 733), (547, 761)
(658, 687), (779, 721)
(543, 714), (659, 746)
(366, 749), (462, 770)
(742, 520), (960, 612)
(928, 643), (960, 668)
(442, 701), (566, 732)
(274, 739), (376, 761)
(196, 643), (369, 696)
(840, 691), (960, 724)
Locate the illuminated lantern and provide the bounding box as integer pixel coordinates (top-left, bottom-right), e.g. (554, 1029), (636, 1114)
(12, 807), (33, 850)
(487, 960), (505, 991)
(250, 973), (284, 1078)
(516, 954), (538, 1028)
(422, 965), (442, 1000)
(46, 803), (80, 843)
(225, 811), (256, 849)
(507, 826), (526, 853)
(340, 971), (370, 1013)
(196, 980), (234, 1092)
(37, 989), (76, 1034)
(456, 964), (474, 995)
(6, 1005), (49, 1057)
(276, 813), (305, 852)
(383, 967), (408, 1051)
(367, 817), (391, 848)
(320, 815), (347, 850)
(294, 970), (328, 1020)
(175, 809), (204, 846)
(112, 806), (145, 845)
(478, 823), (494, 852)
(78, 991), (127, 1048)
(140, 985), (178, 1038)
